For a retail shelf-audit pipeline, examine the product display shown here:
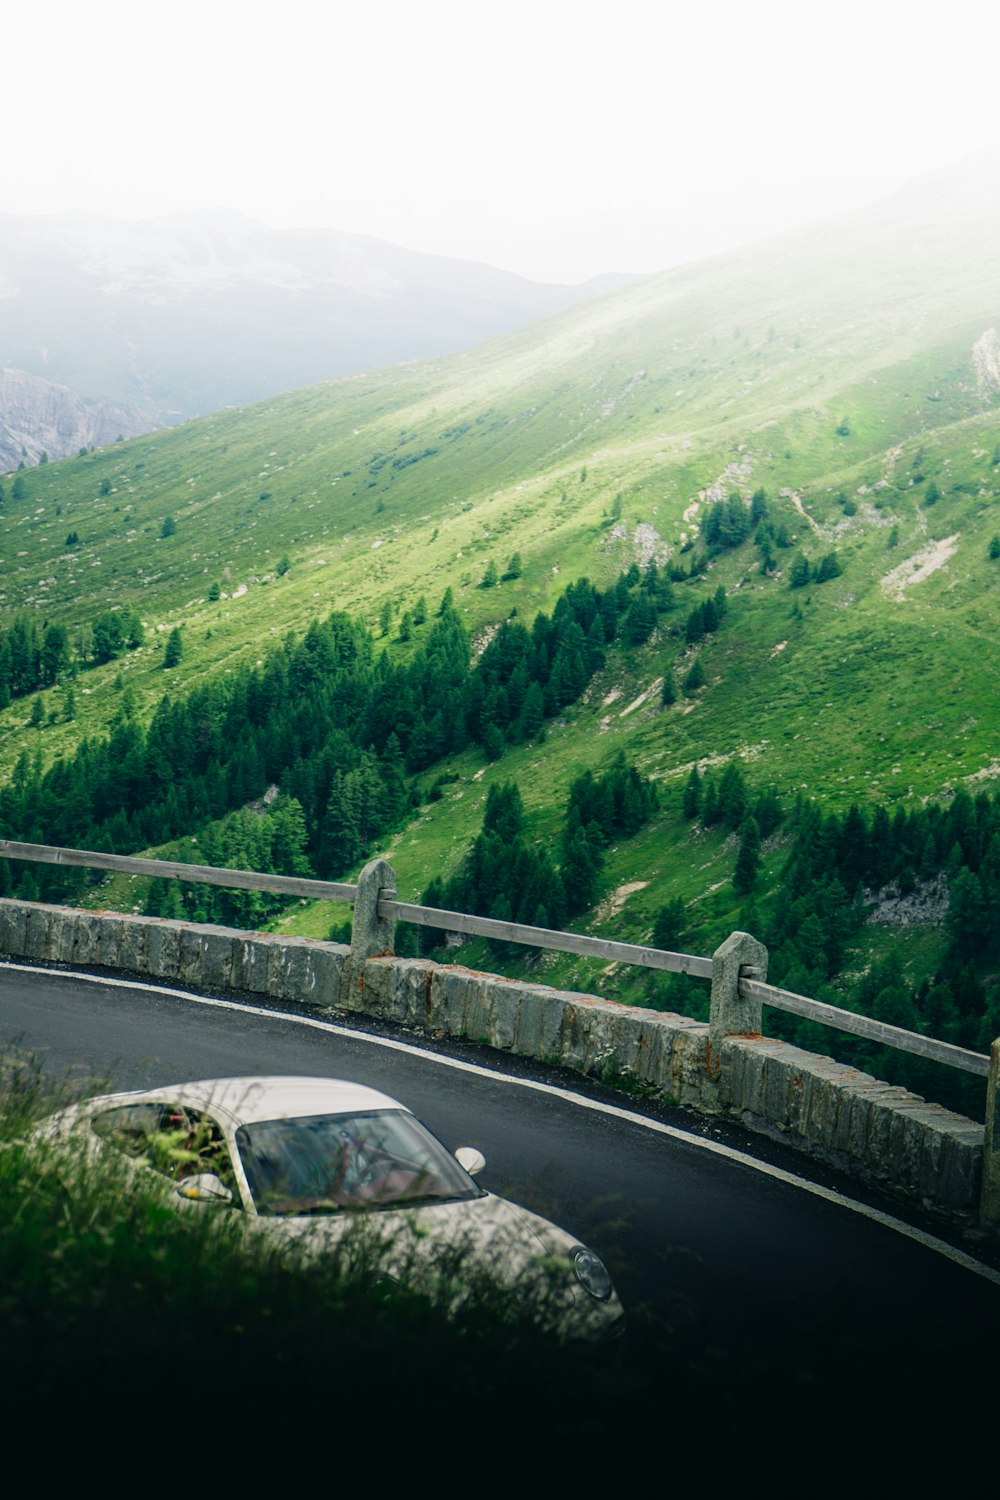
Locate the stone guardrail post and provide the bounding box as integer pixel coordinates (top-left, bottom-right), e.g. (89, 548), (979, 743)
(350, 857), (398, 959)
(707, 929), (768, 1076)
(980, 1038), (1000, 1233)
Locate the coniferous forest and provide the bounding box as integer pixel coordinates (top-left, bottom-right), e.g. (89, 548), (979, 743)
(0, 566), (669, 921)
(4, 160), (1000, 1131)
(2, 539), (998, 1117)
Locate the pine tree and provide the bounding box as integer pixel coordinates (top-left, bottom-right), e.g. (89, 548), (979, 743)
(682, 766), (701, 819)
(584, 616), (606, 673)
(93, 611), (126, 663)
(263, 797), (311, 877)
(682, 658), (705, 694)
(483, 724), (505, 760)
(377, 734), (408, 827)
(321, 771), (363, 873)
(624, 594), (656, 645)
(660, 666), (676, 706)
(838, 804), (869, 888)
(789, 554), (811, 589)
(733, 817), (761, 895)
(483, 782), (524, 842)
(652, 898), (685, 950)
(947, 868), (987, 954)
(163, 628), (183, 669)
(560, 819), (601, 914)
(716, 763), (748, 828)
(685, 605), (705, 644)
(868, 805), (893, 889)
(40, 624), (70, 685)
(518, 680), (544, 740)
(752, 787), (782, 839)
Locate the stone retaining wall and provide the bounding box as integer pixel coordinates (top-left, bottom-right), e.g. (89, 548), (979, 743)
(0, 898), (984, 1226)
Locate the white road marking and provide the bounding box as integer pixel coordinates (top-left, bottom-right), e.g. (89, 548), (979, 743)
(4, 959), (999, 1287)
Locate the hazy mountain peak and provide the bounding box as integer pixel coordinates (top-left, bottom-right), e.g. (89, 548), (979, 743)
(0, 207), (628, 458)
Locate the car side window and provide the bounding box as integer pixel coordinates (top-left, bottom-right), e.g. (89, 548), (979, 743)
(92, 1103), (237, 1192)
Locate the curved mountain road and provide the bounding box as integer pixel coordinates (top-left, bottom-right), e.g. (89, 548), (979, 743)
(3, 961), (998, 1420)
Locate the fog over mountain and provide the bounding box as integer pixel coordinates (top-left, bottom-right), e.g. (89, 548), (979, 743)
(2, 149), (1000, 1061)
(0, 207), (631, 468)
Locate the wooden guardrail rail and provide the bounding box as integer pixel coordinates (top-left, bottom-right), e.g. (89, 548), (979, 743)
(0, 839), (358, 904)
(0, 838), (989, 1080)
(740, 975), (989, 1078)
(381, 895), (714, 978)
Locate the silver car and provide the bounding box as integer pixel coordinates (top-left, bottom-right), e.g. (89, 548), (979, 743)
(35, 1074), (624, 1342)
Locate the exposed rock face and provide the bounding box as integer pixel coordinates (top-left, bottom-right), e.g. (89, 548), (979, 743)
(972, 327), (1000, 397)
(0, 367), (152, 469)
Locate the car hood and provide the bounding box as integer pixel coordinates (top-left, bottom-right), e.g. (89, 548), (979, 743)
(254, 1191), (552, 1271)
(251, 1191), (621, 1340)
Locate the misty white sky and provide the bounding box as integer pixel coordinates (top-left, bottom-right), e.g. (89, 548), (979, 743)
(4, 0), (998, 284)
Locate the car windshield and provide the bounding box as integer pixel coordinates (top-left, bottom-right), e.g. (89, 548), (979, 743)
(235, 1109), (483, 1217)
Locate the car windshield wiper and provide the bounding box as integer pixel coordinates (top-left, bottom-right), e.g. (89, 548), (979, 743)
(260, 1200), (345, 1217)
(369, 1190), (469, 1211)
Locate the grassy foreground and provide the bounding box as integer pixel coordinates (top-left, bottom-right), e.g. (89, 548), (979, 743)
(2, 1052), (997, 1461)
(0, 1054), (633, 1444)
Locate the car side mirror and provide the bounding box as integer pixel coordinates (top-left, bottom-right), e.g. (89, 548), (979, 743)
(454, 1146), (486, 1177)
(175, 1173), (234, 1204)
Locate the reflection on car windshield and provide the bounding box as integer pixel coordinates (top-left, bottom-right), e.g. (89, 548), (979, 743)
(235, 1109), (482, 1217)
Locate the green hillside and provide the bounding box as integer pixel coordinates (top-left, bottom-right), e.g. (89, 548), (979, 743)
(1, 154), (999, 1107)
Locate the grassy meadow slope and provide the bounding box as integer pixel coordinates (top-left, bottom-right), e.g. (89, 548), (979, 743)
(1, 153), (999, 1020)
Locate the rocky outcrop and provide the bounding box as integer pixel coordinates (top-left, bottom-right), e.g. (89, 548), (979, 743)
(0, 367), (152, 469)
(973, 327), (1000, 398)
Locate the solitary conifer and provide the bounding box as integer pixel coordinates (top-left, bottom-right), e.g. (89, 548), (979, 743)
(163, 627), (183, 669)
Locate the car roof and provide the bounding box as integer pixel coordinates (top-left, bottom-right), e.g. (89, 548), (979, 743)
(95, 1076), (408, 1126)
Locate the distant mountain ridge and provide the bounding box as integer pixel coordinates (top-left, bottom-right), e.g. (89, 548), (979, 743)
(3, 150), (1000, 1026)
(0, 207), (632, 465)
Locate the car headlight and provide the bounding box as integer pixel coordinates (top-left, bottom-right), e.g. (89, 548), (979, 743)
(572, 1246), (613, 1302)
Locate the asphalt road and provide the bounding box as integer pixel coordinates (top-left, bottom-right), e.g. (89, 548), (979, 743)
(4, 961), (999, 1417)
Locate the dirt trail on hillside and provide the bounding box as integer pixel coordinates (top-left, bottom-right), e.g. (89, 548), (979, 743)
(593, 881), (648, 923)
